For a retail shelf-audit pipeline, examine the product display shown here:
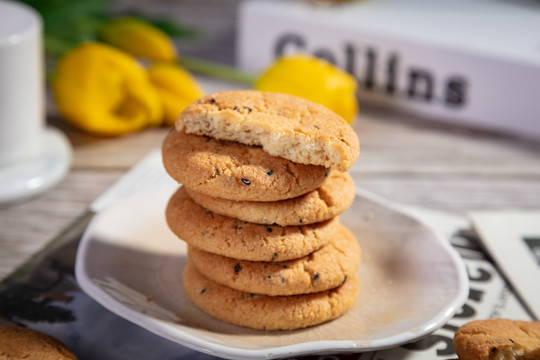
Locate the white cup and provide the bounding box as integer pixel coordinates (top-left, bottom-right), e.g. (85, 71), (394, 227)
(0, 0), (44, 167)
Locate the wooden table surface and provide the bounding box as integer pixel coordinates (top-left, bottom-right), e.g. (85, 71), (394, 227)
(1, 0), (540, 283)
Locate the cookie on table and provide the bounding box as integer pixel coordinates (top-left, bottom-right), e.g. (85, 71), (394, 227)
(188, 224), (360, 296)
(0, 325), (77, 360)
(454, 319), (540, 360)
(175, 90), (359, 172)
(162, 129), (328, 202)
(186, 170), (355, 226)
(183, 260), (360, 331)
(166, 186), (340, 262)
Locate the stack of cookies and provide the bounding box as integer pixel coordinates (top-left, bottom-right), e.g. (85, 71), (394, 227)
(162, 90), (361, 331)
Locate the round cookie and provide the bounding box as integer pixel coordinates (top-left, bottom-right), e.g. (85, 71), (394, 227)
(183, 260), (360, 331)
(0, 325), (77, 359)
(162, 129), (328, 202)
(175, 90), (360, 172)
(454, 319), (540, 360)
(186, 170), (355, 226)
(166, 186), (340, 261)
(188, 224), (360, 296)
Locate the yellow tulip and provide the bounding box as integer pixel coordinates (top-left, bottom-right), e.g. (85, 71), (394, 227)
(256, 54), (358, 124)
(98, 18), (177, 62)
(51, 42), (163, 136)
(147, 63), (205, 126)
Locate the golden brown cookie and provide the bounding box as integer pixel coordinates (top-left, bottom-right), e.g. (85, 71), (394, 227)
(182, 260), (360, 331)
(454, 319), (540, 360)
(188, 224), (360, 296)
(166, 186), (340, 261)
(0, 325), (77, 360)
(162, 129), (328, 202)
(186, 170), (355, 226)
(175, 90), (359, 172)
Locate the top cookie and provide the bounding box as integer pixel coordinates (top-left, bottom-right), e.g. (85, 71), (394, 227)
(176, 90), (359, 172)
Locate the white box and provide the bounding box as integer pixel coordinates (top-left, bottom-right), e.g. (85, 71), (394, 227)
(237, 0), (540, 139)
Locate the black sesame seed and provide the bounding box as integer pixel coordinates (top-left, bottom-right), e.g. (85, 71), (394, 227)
(314, 273), (320, 281)
(491, 348), (497, 352)
(324, 172), (328, 177)
(233, 106), (239, 111)
(200, 288), (207, 294)
(342, 275), (348, 284)
(340, 138), (345, 142)
(299, 218), (303, 223)
(205, 210), (214, 218)
(508, 339), (514, 344)
(271, 253), (278, 261)
(279, 275), (286, 284)
(266, 275), (272, 280)
(210, 98), (216, 103)
(282, 265), (288, 269)
(234, 264), (241, 272)
(244, 106), (252, 112)
(241, 178), (251, 185)
(215, 168), (220, 175)
(314, 125), (319, 129)
(267, 227), (273, 233)
(266, 170), (273, 176)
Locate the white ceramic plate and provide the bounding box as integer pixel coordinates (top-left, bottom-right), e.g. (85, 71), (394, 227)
(75, 185), (468, 359)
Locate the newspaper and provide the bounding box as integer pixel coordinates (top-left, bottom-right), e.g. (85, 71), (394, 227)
(470, 211), (540, 321)
(0, 151), (534, 359)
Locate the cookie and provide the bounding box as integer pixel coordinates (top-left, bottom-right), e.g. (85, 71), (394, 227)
(454, 319), (540, 360)
(162, 129), (328, 202)
(0, 325), (77, 360)
(183, 260), (360, 331)
(186, 170), (355, 226)
(188, 224), (360, 296)
(166, 186), (340, 261)
(175, 90), (359, 172)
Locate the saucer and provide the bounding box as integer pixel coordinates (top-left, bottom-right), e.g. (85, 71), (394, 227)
(0, 127), (71, 204)
(75, 184), (469, 359)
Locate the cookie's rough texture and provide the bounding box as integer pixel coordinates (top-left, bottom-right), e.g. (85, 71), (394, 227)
(166, 186), (340, 261)
(186, 170), (355, 226)
(0, 325), (77, 360)
(454, 319), (540, 360)
(188, 224), (360, 295)
(162, 129), (328, 202)
(183, 261), (359, 331)
(175, 90), (359, 172)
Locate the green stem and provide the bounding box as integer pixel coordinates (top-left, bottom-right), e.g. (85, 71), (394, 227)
(178, 56), (256, 86)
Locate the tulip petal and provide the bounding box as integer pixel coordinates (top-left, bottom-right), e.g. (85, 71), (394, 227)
(51, 42), (163, 136)
(256, 54), (358, 124)
(148, 63), (204, 125)
(98, 17), (178, 62)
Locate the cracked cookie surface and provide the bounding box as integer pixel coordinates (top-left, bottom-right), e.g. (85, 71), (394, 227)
(166, 186), (340, 261)
(188, 223), (360, 296)
(162, 129), (328, 202)
(186, 170), (355, 226)
(182, 260), (360, 331)
(175, 90), (359, 172)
